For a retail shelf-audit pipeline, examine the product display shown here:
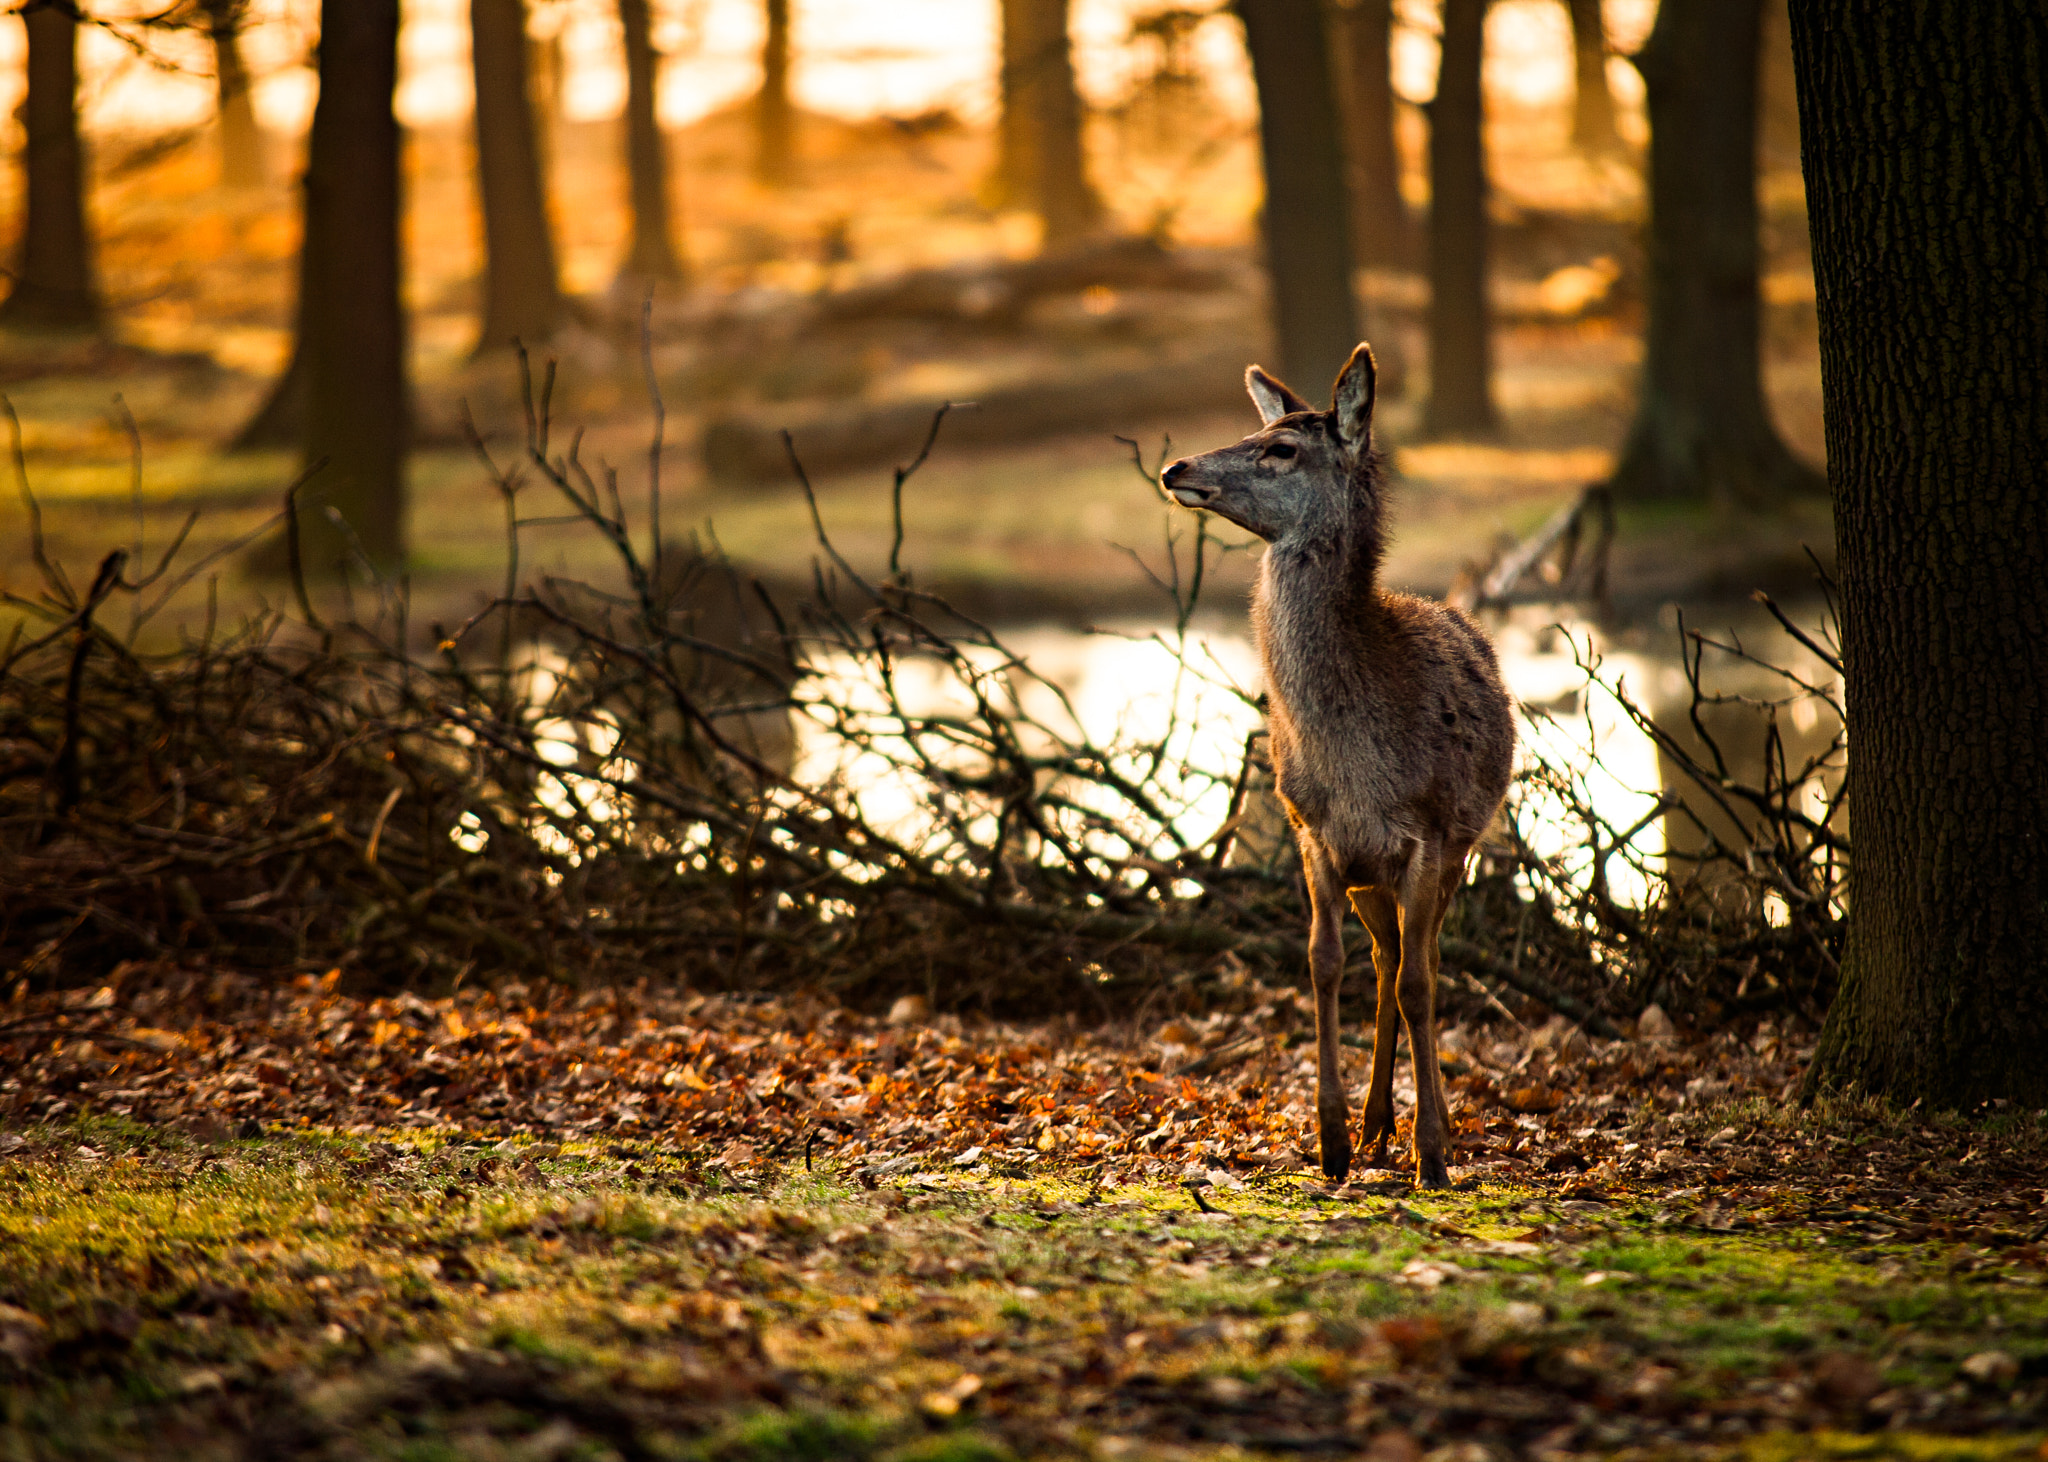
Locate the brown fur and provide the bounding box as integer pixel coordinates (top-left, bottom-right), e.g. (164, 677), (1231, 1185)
(1161, 343), (1514, 1186)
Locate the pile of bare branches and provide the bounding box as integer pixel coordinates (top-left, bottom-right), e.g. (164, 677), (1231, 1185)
(0, 365), (1843, 1031)
(1479, 583), (1847, 1028)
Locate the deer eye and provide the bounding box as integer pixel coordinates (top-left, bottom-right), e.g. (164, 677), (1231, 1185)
(1263, 442), (1297, 461)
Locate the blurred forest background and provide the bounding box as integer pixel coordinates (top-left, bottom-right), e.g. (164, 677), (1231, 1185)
(0, 0), (1826, 625)
(0, 0), (1865, 1041)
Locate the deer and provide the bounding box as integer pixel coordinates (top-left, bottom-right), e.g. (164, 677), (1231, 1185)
(1161, 343), (1514, 1187)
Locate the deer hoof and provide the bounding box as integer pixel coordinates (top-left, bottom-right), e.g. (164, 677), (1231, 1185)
(1319, 1132), (1353, 1183)
(1415, 1152), (1451, 1189)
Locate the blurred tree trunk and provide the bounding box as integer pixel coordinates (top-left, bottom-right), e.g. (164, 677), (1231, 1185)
(1793, 1), (2048, 1107)
(755, 0), (793, 185)
(1607, 0), (1820, 504)
(1758, 0), (1802, 174)
(1023, 0), (1100, 246)
(1424, 0), (1497, 435)
(296, 0), (407, 577)
(988, 0), (1032, 209)
(0, 3), (99, 332)
(1564, 0), (1620, 155)
(988, 0), (1102, 246)
(1332, 0), (1411, 270)
(529, 28), (566, 165)
(473, 0), (568, 351)
(202, 0), (265, 188)
(1239, 0), (1358, 394)
(616, 0), (685, 291)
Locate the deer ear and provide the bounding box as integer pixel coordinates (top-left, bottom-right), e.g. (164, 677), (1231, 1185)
(1246, 365), (1310, 426)
(1331, 343), (1377, 448)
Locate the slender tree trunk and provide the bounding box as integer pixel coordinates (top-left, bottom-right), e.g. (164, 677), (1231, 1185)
(472, 0), (568, 352)
(988, 0), (1103, 243)
(1792, 0), (2048, 1107)
(297, 0), (407, 577)
(1332, 0), (1410, 271)
(755, 0), (794, 186)
(616, 0), (684, 290)
(0, 3), (99, 332)
(1564, 0), (1620, 155)
(1237, 0), (1359, 396)
(1608, 0), (1821, 504)
(1024, 0), (1099, 246)
(1424, 0), (1497, 435)
(202, 0), (265, 188)
(527, 33), (562, 178)
(988, 0), (1032, 209)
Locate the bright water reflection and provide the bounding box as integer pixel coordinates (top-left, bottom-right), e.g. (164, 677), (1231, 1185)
(790, 608), (1688, 905)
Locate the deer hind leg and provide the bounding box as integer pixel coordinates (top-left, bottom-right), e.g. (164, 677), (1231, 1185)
(1420, 848), (1474, 1163)
(1348, 886), (1401, 1169)
(1396, 839), (1452, 1187)
(1302, 840), (1352, 1182)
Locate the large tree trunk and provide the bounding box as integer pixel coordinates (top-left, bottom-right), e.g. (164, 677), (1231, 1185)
(472, 0), (568, 352)
(1237, 0), (1359, 396)
(1607, 0), (1821, 504)
(1792, 1), (2048, 1108)
(754, 0), (794, 186)
(203, 0), (265, 188)
(0, 3), (99, 331)
(1423, 0), (1497, 435)
(1332, 0), (1411, 271)
(1564, 0), (1620, 155)
(296, 0), (407, 577)
(616, 0), (684, 292)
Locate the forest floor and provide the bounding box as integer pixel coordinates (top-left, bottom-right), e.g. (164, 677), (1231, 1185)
(4, 971), (2046, 1461)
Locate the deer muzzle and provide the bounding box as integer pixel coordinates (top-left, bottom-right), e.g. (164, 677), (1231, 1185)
(1162, 459), (1211, 505)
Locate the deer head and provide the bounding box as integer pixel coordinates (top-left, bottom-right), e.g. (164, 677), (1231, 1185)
(1161, 344), (1379, 544)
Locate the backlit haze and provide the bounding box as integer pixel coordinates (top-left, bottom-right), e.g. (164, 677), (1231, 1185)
(9, 0), (1654, 139)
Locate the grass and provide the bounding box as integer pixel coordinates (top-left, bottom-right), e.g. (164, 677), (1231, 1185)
(2, 1116), (2043, 1460)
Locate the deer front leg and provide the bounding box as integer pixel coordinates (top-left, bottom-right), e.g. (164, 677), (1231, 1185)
(1303, 845), (1352, 1182)
(1396, 841), (1452, 1188)
(1349, 886), (1401, 1169)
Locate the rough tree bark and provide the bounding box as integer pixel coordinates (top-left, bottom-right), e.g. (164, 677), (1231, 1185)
(473, 0), (568, 351)
(202, 0), (265, 188)
(276, 0), (408, 578)
(1332, 0), (1411, 270)
(1563, 0), (1620, 155)
(615, 0), (685, 291)
(1424, 0), (1497, 435)
(1607, 0), (1821, 504)
(0, 1), (99, 331)
(754, 0), (793, 186)
(1791, 1), (2048, 1107)
(1236, 0), (1359, 397)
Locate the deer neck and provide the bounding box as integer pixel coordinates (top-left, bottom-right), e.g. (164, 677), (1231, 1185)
(1255, 511), (1391, 719)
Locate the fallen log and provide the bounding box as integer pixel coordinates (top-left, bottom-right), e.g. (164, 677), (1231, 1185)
(703, 346), (1255, 484)
(811, 234), (1230, 328)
